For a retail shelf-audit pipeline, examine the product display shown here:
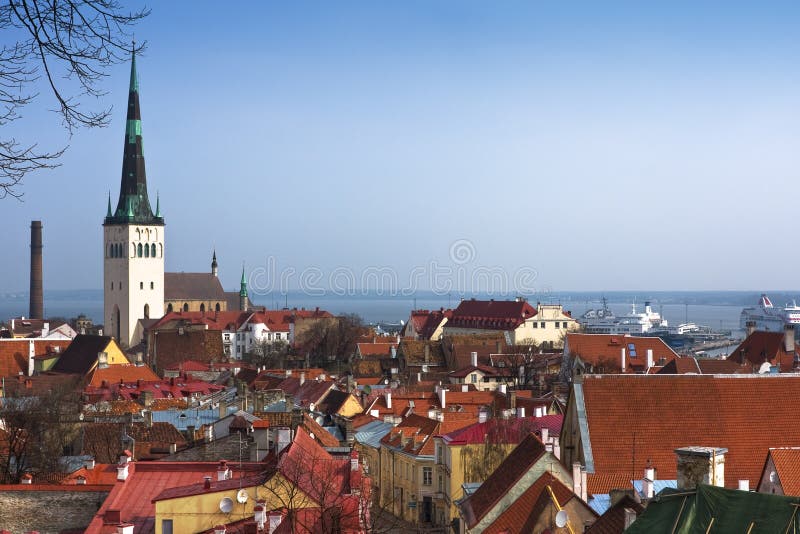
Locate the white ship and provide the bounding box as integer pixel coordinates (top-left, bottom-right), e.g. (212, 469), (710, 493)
(581, 300), (667, 335)
(740, 294), (800, 332)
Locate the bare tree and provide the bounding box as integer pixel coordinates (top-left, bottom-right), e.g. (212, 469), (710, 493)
(246, 339), (291, 370)
(0, 0), (149, 199)
(0, 375), (82, 482)
(299, 314), (365, 368)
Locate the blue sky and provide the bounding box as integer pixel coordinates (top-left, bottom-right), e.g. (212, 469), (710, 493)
(2, 1), (799, 295)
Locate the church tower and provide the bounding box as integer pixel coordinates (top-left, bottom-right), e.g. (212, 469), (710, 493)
(103, 49), (164, 348)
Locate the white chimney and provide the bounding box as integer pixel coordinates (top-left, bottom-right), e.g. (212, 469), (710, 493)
(384, 392), (392, 409)
(268, 510), (283, 533)
(439, 388), (446, 409)
(428, 408), (436, 419)
(739, 479), (750, 491)
(643, 464), (655, 499)
(254, 502), (266, 529)
(461, 384), (468, 392)
(117, 463), (129, 481)
(647, 349), (654, 369)
(553, 437), (561, 460)
(478, 410), (488, 423)
(119, 451), (131, 464)
(471, 351), (478, 366)
(21, 473), (32, 485)
(542, 427), (549, 443)
(581, 467), (588, 502)
(517, 407), (526, 418)
(117, 523), (135, 534)
(498, 383), (507, 394)
(621, 347), (626, 373)
(300, 372), (305, 385)
(217, 461), (230, 481)
(370, 409), (379, 418)
(27, 340), (35, 376)
(572, 462), (582, 498)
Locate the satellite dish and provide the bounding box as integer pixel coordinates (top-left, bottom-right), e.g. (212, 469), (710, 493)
(219, 497), (234, 513)
(555, 510), (568, 528)
(236, 489), (249, 504)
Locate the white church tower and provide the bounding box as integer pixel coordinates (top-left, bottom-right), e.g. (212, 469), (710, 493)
(103, 49), (164, 348)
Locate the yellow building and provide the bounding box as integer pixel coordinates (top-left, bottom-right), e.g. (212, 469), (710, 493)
(434, 416), (566, 525)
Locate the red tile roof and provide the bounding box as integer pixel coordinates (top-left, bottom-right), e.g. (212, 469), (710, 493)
(462, 433), (547, 527)
(574, 374), (800, 492)
(86, 364), (159, 387)
(482, 471), (582, 534)
(767, 448), (800, 496)
(585, 494), (643, 534)
(565, 333), (679, 373)
(405, 309), (452, 339)
(0, 339), (71, 378)
(727, 331), (798, 372)
(441, 415), (563, 446)
(357, 342), (397, 357)
(449, 299), (537, 331)
(83, 462), (266, 533)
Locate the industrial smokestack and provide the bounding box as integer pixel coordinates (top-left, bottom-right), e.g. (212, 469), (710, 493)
(29, 220), (43, 319)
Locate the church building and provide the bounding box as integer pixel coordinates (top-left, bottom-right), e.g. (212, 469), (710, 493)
(103, 50), (164, 349)
(103, 52), (249, 349)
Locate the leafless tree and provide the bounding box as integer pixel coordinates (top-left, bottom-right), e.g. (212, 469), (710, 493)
(299, 314), (365, 368)
(0, 0), (149, 199)
(0, 375), (82, 482)
(247, 339), (291, 370)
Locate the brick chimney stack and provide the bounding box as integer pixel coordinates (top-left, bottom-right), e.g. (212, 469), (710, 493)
(675, 446), (727, 490)
(29, 221), (43, 319)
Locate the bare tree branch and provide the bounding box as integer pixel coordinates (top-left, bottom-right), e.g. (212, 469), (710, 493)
(0, 0), (149, 199)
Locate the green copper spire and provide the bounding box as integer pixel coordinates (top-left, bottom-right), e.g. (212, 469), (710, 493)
(105, 47), (162, 226)
(240, 264), (248, 297)
(106, 191), (112, 217)
(155, 191), (161, 217)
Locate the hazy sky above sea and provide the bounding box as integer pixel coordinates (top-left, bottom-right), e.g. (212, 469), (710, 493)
(2, 1), (799, 296)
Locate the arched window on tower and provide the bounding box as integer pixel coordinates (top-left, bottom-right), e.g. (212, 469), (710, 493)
(151, 244), (156, 258)
(200, 303), (205, 312)
(144, 304), (150, 319)
(159, 243), (163, 257)
(108, 244), (113, 258)
(215, 303), (221, 312)
(144, 244), (149, 258)
(137, 243), (143, 257)
(167, 303), (173, 313)
(183, 303), (189, 312)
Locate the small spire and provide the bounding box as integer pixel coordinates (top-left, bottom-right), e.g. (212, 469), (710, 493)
(106, 191), (112, 218)
(239, 263), (248, 297)
(155, 191), (161, 217)
(129, 41), (139, 93)
(211, 249), (218, 277)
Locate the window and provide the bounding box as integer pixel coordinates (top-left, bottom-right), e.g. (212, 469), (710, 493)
(200, 303), (205, 312)
(151, 282), (154, 289)
(438, 473), (443, 492)
(144, 304), (150, 319)
(532, 322), (538, 328)
(275, 333), (281, 340)
(423, 467), (432, 486)
(144, 244), (149, 257)
(151, 243), (156, 257)
(540, 322), (546, 328)
(470, 374), (477, 383)
(140, 282), (144, 290)
(137, 243), (143, 257)
(215, 303), (221, 312)
(183, 303), (189, 312)
(167, 303), (173, 313)
(162, 520), (173, 534)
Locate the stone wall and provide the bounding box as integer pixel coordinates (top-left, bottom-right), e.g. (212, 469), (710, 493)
(0, 489), (108, 533)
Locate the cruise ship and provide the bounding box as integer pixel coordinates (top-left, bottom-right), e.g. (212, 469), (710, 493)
(740, 294), (800, 332)
(580, 300), (667, 335)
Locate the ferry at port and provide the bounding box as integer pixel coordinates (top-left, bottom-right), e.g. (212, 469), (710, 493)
(740, 294), (800, 332)
(580, 300), (667, 335)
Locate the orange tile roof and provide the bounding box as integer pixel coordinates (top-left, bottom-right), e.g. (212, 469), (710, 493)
(768, 448), (800, 496)
(357, 342), (397, 357)
(483, 472), (582, 534)
(727, 331), (798, 372)
(575, 374), (800, 491)
(462, 433), (546, 527)
(0, 339), (71, 378)
(565, 333), (679, 372)
(86, 364), (159, 387)
(301, 414), (341, 448)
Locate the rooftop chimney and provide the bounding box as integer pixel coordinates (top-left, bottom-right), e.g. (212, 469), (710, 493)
(117, 523), (134, 534)
(621, 347), (626, 373)
(116, 462), (129, 481)
(785, 325), (795, 354)
(203, 475), (212, 489)
(299, 372), (305, 386)
(254, 502), (266, 530)
(470, 351), (478, 367)
(675, 446), (727, 490)
(21, 473), (32, 485)
(643, 461), (655, 499)
(217, 460), (230, 481)
(746, 321), (757, 337)
(739, 479), (750, 491)
(29, 221), (43, 320)
(384, 391), (392, 409)
(646, 349), (654, 369)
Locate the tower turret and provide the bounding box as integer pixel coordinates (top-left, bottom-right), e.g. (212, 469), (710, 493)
(211, 250), (218, 277)
(239, 264), (249, 311)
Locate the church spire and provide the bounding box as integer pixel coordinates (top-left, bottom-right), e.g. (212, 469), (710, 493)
(211, 249), (218, 277)
(239, 263), (249, 311)
(105, 46), (162, 225)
